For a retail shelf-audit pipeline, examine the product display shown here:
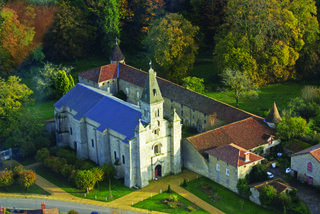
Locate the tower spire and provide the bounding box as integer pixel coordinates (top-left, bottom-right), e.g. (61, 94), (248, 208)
(110, 38), (125, 64)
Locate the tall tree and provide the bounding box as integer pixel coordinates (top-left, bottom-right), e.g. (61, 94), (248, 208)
(214, 0), (319, 84)
(0, 7), (35, 76)
(146, 13), (199, 83)
(87, 0), (120, 52)
(220, 69), (258, 107)
(55, 70), (71, 98)
(43, 1), (95, 61)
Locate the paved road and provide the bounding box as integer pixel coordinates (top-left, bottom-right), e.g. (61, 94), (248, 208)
(0, 197), (115, 214)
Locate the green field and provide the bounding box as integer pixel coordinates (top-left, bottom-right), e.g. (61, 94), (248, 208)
(133, 191), (209, 213)
(26, 100), (56, 121)
(36, 165), (133, 202)
(184, 177), (276, 214)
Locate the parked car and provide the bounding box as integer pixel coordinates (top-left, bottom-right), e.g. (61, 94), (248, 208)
(286, 168), (291, 174)
(267, 171), (274, 179)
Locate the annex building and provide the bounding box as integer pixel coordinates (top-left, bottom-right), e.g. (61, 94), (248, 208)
(54, 42), (281, 190)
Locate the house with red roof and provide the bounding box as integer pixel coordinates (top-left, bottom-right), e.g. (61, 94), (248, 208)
(291, 144), (320, 186)
(206, 143), (264, 192)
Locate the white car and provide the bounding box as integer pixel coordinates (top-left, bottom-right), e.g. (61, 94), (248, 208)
(267, 171), (274, 179)
(286, 168), (291, 174)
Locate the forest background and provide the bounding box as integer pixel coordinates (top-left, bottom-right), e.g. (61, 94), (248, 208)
(1, 0), (320, 156)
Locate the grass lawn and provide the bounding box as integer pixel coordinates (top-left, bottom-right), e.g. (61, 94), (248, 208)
(133, 191), (209, 213)
(36, 165), (133, 202)
(184, 177), (276, 214)
(0, 183), (50, 195)
(26, 100), (56, 121)
(205, 83), (305, 117)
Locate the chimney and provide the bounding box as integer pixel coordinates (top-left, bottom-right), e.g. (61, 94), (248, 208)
(41, 202), (46, 210)
(244, 152), (250, 162)
(0, 207), (5, 214)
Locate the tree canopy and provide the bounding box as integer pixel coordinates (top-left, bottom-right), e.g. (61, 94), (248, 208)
(214, 0), (319, 85)
(146, 13), (199, 83)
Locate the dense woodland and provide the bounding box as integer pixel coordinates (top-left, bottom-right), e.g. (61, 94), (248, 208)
(1, 0), (320, 154)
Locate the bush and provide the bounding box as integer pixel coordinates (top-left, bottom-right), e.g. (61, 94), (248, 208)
(167, 184), (172, 193)
(67, 210), (79, 214)
(259, 185), (277, 207)
(36, 148), (50, 162)
(19, 170), (37, 190)
(237, 178), (251, 198)
(13, 165), (24, 179)
(247, 164), (268, 184)
(182, 178), (187, 187)
(0, 169), (14, 188)
(34, 136), (51, 150)
(168, 194), (178, 202)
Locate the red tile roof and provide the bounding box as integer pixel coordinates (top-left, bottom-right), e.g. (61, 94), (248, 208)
(187, 117), (276, 153)
(292, 144), (320, 162)
(206, 143), (264, 167)
(78, 63), (118, 82)
(253, 179), (292, 194)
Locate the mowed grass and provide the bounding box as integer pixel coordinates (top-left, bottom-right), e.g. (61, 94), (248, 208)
(184, 177), (276, 214)
(133, 191), (209, 214)
(36, 165), (133, 202)
(0, 183), (50, 195)
(26, 100), (56, 121)
(205, 83), (305, 117)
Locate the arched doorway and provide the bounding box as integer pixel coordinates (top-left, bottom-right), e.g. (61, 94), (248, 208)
(155, 164), (162, 178)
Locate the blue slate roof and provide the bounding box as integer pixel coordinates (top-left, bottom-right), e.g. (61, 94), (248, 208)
(54, 84), (142, 142)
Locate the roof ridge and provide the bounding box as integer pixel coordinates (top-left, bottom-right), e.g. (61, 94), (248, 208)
(119, 63), (263, 119)
(187, 117), (255, 140)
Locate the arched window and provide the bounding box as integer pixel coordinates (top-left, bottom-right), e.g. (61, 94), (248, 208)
(307, 161), (313, 172)
(154, 144), (161, 154)
(153, 89), (157, 96)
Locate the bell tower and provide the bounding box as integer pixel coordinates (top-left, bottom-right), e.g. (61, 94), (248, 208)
(140, 62), (164, 127)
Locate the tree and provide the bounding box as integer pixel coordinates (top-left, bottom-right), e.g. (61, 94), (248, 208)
(0, 7), (35, 74)
(101, 163), (116, 198)
(19, 170), (37, 190)
(259, 185), (277, 207)
(61, 164), (73, 178)
(35, 148), (50, 162)
(74, 170), (97, 193)
(87, 0), (120, 52)
(182, 76), (205, 93)
(55, 70), (71, 98)
(237, 178), (251, 198)
(146, 13), (199, 83)
(214, 0), (319, 84)
(92, 167), (104, 188)
(0, 169), (14, 188)
(0, 76), (33, 120)
(246, 164), (268, 184)
(43, 1), (95, 60)
(220, 69), (258, 107)
(33, 62), (73, 97)
(13, 165), (24, 179)
(277, 117), (311, 140)
(277, 192), (292, 212)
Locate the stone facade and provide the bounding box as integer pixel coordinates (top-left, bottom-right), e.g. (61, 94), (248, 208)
(55, 67), (182, 188)
(291, 152), (320, 187)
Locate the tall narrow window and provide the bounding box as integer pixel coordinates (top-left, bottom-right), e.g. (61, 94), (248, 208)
(114, 151), (117, 160)
(226, 168), (230, 176)
(70, 127), (72, 135)
(216, 164), (220, 171)
(307, 162), (313, 172)
(91, 139), (94, 148)
(153, 89), (157, 96)
(122, 155), (125, 164)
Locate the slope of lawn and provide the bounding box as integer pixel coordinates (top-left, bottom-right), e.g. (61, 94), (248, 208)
(26, 100), (56, 121)
(36, 165), (133, 202)
(184, 177), (276, 214)
(0, 183), (50, 195)
(133, 191), (209, 214)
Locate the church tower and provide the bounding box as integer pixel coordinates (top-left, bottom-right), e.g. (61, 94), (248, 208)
(140, 65), (164, 126)
(110, 38), (125, 64)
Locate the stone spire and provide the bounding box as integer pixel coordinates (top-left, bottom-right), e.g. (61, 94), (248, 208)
(140, 65), (164, 104)
(110, 38), (125, 64)
(265, 102), (282, 127)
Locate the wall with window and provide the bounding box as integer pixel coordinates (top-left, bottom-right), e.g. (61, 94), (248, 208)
(291, 153), (320, 187)
(98, 79), (118, 95)
(208, 155), (238, 193)
(78, 76), (99, 88)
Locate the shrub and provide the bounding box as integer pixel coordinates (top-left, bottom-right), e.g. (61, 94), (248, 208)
(167, 184), (172, 193)
(237, 178), (251, 198)
(259, 185), (277, 207)
(19, 170), (37, 190)
(51, 157), (67, 173)
(34, 136), (50, 150)
(247, 164), (268, 184)
(61, 164), (73, 178)
(168, 194), (178, 202)
(187, 205), (196, 212)
(36, 148), (50, 162)
(182, 178), (187, 187)
(67, 210), (79, 214)
(13, 165), (24, 179)
(44, 156), (55, 168)
(0, 169), (14, 187)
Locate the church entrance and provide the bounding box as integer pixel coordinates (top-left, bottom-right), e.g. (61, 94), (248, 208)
(155, 165), (162, 178)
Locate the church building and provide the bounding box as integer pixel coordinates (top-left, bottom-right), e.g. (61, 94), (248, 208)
(54, 61), (182, 188)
